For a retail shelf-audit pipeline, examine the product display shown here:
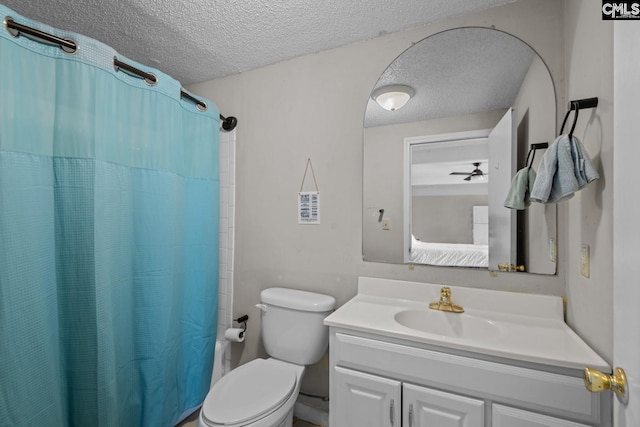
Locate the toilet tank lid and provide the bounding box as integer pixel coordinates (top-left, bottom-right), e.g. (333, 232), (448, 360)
(261, 288), (336, 312)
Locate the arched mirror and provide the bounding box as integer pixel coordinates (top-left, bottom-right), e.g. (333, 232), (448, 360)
(363, 27), (557, 274)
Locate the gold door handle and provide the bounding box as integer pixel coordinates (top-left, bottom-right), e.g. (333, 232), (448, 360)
(584, 367), (627, 401)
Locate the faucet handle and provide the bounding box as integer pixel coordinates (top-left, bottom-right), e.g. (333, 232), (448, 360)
(429, 286), (464, 313)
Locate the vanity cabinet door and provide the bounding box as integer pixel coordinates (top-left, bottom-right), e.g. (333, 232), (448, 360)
(403, 383), (484, 427)
(492, 404), (591, 427)
(333, 366), (401, 427)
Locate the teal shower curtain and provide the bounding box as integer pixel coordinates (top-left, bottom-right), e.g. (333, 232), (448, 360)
(0, 6), (219, 427)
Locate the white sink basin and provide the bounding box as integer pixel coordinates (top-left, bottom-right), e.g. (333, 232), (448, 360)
(394, 309), (504, 341)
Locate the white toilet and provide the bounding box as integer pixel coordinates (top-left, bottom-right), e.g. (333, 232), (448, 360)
(197, 287), (336, 427)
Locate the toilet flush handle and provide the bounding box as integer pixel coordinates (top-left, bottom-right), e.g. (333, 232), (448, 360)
(255, 303), (267, 312)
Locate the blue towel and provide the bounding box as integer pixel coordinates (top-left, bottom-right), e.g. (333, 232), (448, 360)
(530, 135), (599, 203)
(504, 167), (536, 210)
(571, 135), (600, 187)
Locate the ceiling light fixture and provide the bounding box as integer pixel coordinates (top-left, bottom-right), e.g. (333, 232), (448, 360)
(371, 84), (415, 111)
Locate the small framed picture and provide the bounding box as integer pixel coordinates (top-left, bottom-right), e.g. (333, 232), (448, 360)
(298, 191), (320, 224)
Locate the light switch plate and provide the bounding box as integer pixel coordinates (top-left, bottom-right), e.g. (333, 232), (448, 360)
(581, 245), (590, 278)
(382, 219), (390, 230)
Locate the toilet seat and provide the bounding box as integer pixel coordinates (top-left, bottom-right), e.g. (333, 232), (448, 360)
(201, 358), (297, 426)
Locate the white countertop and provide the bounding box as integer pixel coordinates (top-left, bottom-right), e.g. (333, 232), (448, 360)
(324, 277), (610, 372)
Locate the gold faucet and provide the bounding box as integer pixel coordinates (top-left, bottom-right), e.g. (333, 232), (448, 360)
(429, 287), (464, 313)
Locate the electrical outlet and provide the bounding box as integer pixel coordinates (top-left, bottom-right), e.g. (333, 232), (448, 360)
(581, 245), (590, 278)
(382, 219), (390, 230)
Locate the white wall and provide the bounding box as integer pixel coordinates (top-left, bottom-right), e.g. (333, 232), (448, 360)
(217, 130), (236, 376)
(563, 0), (614, 363)
(412, 195), (488, 244)
(188, 0), (615, 392)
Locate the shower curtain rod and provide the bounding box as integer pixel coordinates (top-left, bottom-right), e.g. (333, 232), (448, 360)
(4, 17), (77, 52)
(4, 17), (238, 132)
(179, 88), (238, 132)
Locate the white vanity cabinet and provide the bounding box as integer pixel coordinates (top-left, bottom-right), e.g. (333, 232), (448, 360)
(333, 366), (484, 427)
(329, 331), (608, 427)
(333, 366), (400, 427)
(492, 405), (593, 427)
(325, 278), (612, 427)
(404, 383), (484, 427)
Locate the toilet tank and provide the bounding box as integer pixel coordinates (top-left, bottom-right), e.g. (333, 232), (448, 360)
(259, 288), (336, 365)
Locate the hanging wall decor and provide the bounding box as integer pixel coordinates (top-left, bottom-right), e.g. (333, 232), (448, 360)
(298, 158), (320, 224)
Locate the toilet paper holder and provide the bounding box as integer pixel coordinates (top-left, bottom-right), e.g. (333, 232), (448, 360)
(234, 315), (249, 338)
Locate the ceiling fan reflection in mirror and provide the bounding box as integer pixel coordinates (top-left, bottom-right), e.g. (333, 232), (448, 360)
(450, 162), (487, 181)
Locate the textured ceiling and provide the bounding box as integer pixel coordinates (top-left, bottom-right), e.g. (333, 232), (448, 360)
(364, 27), (536, 127)
(2, 0), (513, 85)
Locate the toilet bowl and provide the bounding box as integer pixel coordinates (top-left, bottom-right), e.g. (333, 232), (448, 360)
(197, 358), (303, 427)
(197, 288), (335, 427)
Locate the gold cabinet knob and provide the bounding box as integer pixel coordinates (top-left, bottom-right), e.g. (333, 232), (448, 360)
(584, 367), (627, 401)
